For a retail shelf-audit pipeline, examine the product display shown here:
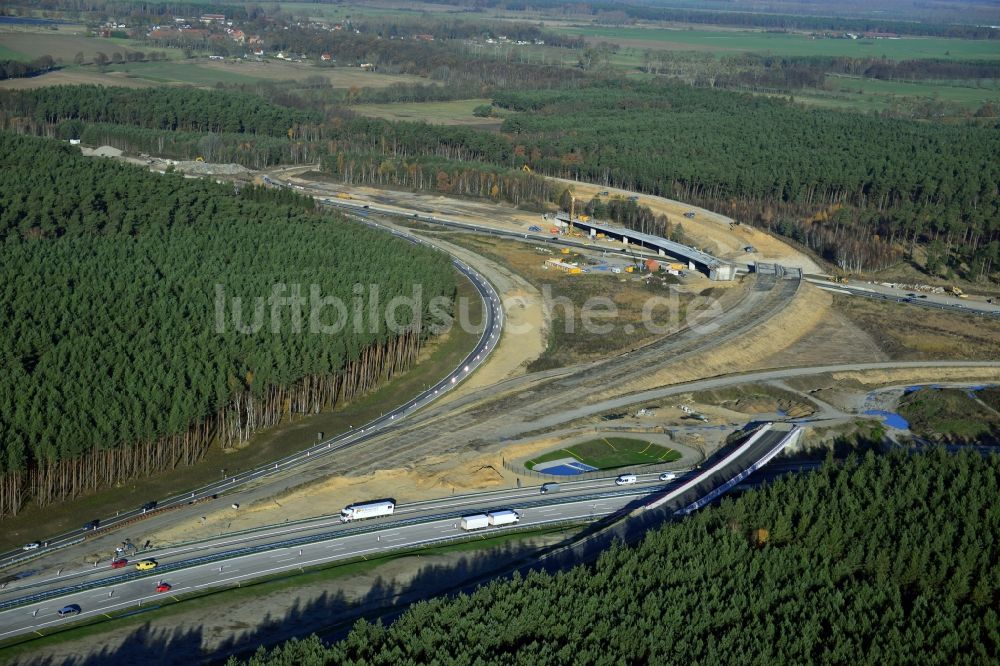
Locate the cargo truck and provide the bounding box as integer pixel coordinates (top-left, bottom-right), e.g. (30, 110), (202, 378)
(341, 500), (395, 522)
(488, 510), (520, 526)
(461, 510), (519, 530)
(460, 514), (490, 530)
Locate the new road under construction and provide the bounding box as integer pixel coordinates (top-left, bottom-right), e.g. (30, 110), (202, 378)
(3, 160), (998, 660)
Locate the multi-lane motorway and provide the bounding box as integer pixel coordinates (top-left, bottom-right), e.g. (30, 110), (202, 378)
(0, 422), (803, 641)
(0, 476), (662, 639)
(3, 173), (996, 643)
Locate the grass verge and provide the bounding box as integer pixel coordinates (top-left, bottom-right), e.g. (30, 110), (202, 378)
(830, 294), (1000, 361)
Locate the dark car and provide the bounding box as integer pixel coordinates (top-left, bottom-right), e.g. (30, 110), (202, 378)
(141, 501), (157, 512)
(58, 604), (81, 617)
(83, 519), (100, 531)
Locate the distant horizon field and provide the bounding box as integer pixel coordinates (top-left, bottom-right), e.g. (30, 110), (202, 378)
(352, 98), (503, 127)
(555, 25), (1000, 61)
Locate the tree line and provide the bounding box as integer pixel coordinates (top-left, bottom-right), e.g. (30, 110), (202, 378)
(491, 81), (1000, 278)
(0, 85), (319, 135)
(233, 448), (1000, 664)
(321, 151), (555, 207)
(0, 55), (56, 81)
(0, 133), (456, 517)
(203, 25), (585, 92)
(419, 0), (1000, 39)
(6, 79), (995, 278)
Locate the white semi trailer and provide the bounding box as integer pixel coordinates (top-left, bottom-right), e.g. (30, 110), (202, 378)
(487, 510), (520, 526)
(460, 510), (520, 531)
(340, 500), (395, 522)
(460, 514), (490, 530)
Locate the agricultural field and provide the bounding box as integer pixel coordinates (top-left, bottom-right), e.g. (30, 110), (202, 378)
(524, 437), (681, 472)
(784, 74), (1000, 113)
(0, 43), (27, 60)
(554, 25), (1000, 61)
(0, 53), (431, 90)
(0, 31), (167, 64)
(102, 60), (266, 86)
(352, 98), (502, 127)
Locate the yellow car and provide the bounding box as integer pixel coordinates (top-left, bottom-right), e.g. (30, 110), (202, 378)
(135, 560), (158, 571)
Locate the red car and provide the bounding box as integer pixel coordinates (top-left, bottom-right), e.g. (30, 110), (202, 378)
(110, 558), (128, 569)
(156, 582), (172, 593)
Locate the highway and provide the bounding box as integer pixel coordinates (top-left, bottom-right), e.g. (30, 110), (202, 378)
(0, 218), (505, 569)
(0, 425), (802, 641)
(807, 276), (1000, 318)
(317, 190), (999, 320)
(4, 173), (996, 642)
(0, 476), (661, 602)
(0, 480), (665, 639)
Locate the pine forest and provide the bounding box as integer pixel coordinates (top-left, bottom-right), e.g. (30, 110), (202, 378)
(236, 449), (1000, 665)
(0, 133), (456, 517)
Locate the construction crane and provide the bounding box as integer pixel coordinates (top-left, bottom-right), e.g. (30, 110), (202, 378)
(568, 194), (575, 235)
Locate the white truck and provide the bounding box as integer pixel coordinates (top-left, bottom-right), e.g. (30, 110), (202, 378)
(487, 510), (520, 527)
(460, 514), (490, 530)
(340, 500), (394, 522)
(460, 511), (520, 531)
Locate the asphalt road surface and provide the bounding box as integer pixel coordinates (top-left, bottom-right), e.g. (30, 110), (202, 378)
(0, 423), (804, 641)
(0, 478), (663, 640)
(807, 276), (1000, 318)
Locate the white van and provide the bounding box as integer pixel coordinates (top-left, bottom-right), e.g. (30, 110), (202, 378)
(615, 474), (637, 486)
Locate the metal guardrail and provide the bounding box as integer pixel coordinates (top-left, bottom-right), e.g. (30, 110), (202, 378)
(676, 427), (801, 515)
(1, 538), (85, 571)
(0, 487), (654, 612)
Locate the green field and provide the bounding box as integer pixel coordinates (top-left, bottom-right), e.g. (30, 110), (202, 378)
(353, 98), (501, 126)
(823, 74), (1000, 109)
(525, 437), (681, 471)
(555, 25), (1000, 60)
(749, 75), (1000, 115)
(0, 43), (29, 60)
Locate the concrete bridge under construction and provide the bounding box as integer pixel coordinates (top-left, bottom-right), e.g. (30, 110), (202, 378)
(554, 213), (739, 281)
